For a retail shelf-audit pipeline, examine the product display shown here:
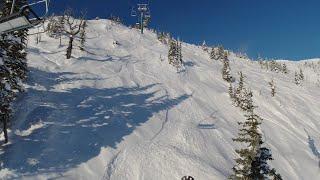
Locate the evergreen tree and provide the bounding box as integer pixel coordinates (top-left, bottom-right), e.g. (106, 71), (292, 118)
(233, 72), (245, 108)
(269, 79), (276, 97)
(157, 32), (167, 44)
(299, 68), (304, 81)
(238, 72), (245, 92)
(217, 45), (224, 60)
(222, 52), (233, 82)
(294, 71), (303, 86)
(0, 0), (28, 143)
(157, 32), (168, 44)
(210, 47), (215, 60)
(282, 63), (288, 74)
(229, 83), (234, 99)
(202, 40), (208, 52)
(168, 39), (177, 65)
(210, 45), (224, 60)
(178, 40), (183, 65)
(230, 91), (282, 180)
(0, 53), (15, 144)
(168, 38), (183, 69)
(295, 72), (299, 85)
(269, 60), (279, 72)
(240, 88), (253, 111)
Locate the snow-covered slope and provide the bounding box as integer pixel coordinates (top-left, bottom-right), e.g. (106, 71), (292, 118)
(1, 19), (320, 180)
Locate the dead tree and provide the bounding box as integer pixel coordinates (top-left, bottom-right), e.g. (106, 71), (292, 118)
(63, 9), (85, 59)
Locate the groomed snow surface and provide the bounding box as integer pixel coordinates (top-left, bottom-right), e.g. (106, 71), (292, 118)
(1, 19), (320, 180)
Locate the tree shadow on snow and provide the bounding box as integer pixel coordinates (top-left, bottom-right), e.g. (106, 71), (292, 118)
(197, 123), (216, 129)
(183, 61), (196, 67)
(1, 68), (190, 177)
(304, 129), (320, 158)
(304, 129), (320, 167)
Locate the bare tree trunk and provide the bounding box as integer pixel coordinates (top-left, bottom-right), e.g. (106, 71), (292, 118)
(66, 35), (74, 59)
(63, 9), (86, 59)
(2, 114), (8, 144)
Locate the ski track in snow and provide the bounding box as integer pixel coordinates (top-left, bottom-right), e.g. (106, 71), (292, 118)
(0, 19), (320, 180)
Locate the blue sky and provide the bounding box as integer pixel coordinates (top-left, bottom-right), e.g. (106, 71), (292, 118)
(46, 0), (320, 60)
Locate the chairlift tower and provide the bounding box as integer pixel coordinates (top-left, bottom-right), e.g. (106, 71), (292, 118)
(131, 3), (150, 34)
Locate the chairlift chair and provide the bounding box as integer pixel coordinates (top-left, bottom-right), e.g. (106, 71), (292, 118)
(137, 4), (148, 12)
(0, 0), (50, 35)
(145, 11), (151, 18)
(130, 7), (137, 17)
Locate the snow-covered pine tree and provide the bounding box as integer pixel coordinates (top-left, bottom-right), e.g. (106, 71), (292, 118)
(240, 87), (253, 111)
(201, 40), (208, 52)
(79, 20), (88, 51)
(168, 39), (177, 65)
(222, 52), (233, 82)
(157, 32), (166, 44)
(282, 63), (288, 74)
(233, 72), (245, 107)
(294, 71), (300, 85)
(230, 90), (258, 179)
(230, 90), (282, 180)
(168, 38), (183, 70)
(178, 40), (183, 65)
(270, 60), (279, 72)
(252, 147), (283, 180)
(269, 79), (276, 97)
(0, 0), (28, 143)
(228, 83), (234, 99)
(210, 47), (215, 60)
(210, 45), (224, 60)
(299, 68), (304, 81)
(238, 72), (245, 92)
(217, 45), (224, 60)
(0, 53), (21, 144)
